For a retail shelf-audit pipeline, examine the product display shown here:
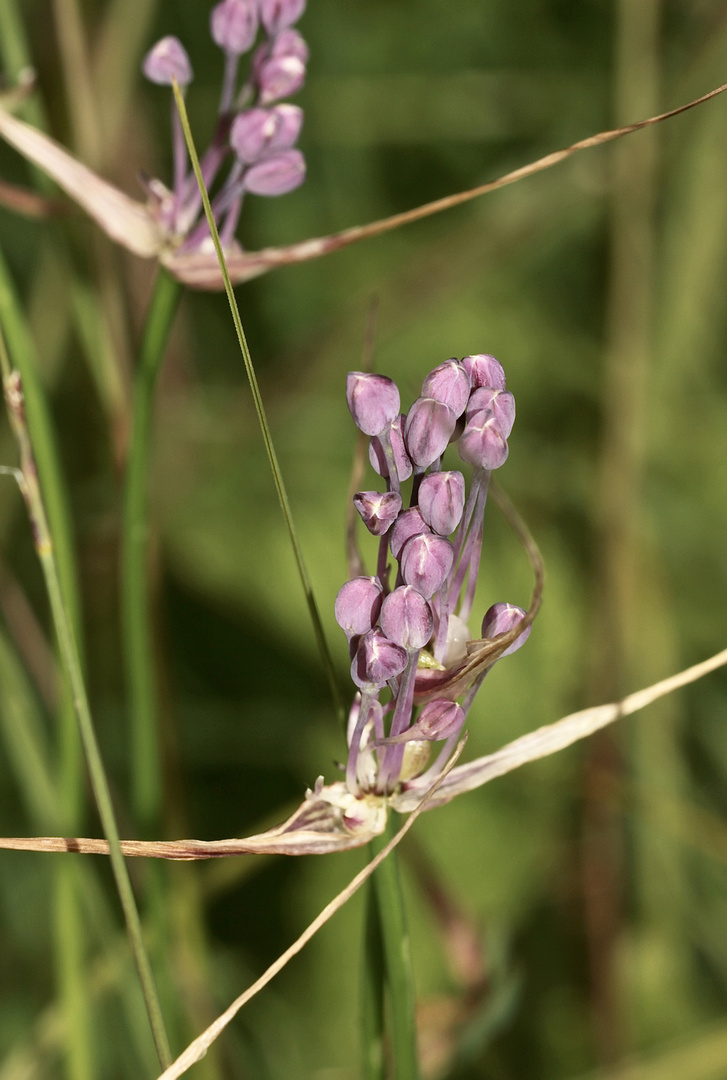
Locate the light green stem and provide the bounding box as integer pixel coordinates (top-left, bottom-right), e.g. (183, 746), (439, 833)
(361, 884), (386, 1080)
(1, 340), (173, 1071)
(121, 269), (182, 830)
(369, 818), (420, 1080)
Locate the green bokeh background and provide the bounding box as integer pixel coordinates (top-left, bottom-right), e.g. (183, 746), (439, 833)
(1, 0), (727, 1077)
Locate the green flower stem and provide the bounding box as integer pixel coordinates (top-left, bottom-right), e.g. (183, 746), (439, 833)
(121, 269), (182, 830)
(1, 335), (173, 1072)
(361, 883), (386, 1080)
(171, 78), (345, 728)
(369, 817), (420, 1080)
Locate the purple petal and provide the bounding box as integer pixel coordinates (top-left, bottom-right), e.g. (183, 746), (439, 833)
(142, 37), (193, 86)
(243, 149), (306, 195)
(404, 397), (457, 469)
(335, 576), (383, 638)
(353, 490), (402, 536)
(421, 359), (471, 417)
(461, 353), (506, 391)
(380, 586), (433, 650)
(210, 0), (258, 55)
(346, 373), (400, 437)
(389, 507), (430, 561)
(417, 471), (465, 536)
(259, 0), (306, 35)
(399, 534), (454, 600)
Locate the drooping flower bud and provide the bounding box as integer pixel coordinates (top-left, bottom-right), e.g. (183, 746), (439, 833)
(399, 534), (454, 600)
(353, 491), (402, 536)
(418, 470), (465, 536)
(335, 576), (383, 639)
(482, 602), (531, 656)
(380, 586), (433, 651)
(231, 104), (303, 164)
(389, 507), (430, 561)
(270, 27), (309, 63)
(257, 54), (306, 104)
(404, 397), (457, 468)
(458, 414), (509, 470)
(243, 149), (306, 195)
(461, 353), (506, 391)
(259, 0), (306, 36)
(142, 37), (193, 86)
(466, 388), (516, 439)
(411, 699), (465, 741)
(369, 415), (413, 483)
(351, 629), (408, 689)
(346, 373), (400, 437)
(211, 0), (258, 55)
(421, 359), (471, 418)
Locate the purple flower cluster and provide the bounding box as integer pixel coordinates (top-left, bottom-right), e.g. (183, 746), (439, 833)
(141, 0), (308, 250)
(336, 356), (531, 797)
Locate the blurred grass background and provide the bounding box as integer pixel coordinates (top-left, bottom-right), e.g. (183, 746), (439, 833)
(1, 0), (727, 1077)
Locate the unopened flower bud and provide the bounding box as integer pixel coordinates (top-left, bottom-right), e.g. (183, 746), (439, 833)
(335, 576), (383, 638)
(404, 397), (457, 468)
(482, 602), (531, 656)
(369, 414), (413, 483)
(351, 629), (407, 688)
(346, 373), (400, 437)
(353, 490), (402, 536)
(380, 586), (433, 650)
(243, 149), (305, 195)
(421, 359), (471, 418)
(400, 533), (454, 600)
(414, 699), (465, 740)
(461, 353), (506, 391)
(466, 388), (516, 439)
(270, 27), (309, 63)
(257, 54), (306, 104)
(458, 414), (509, 470)
(418, 471), (465, 536)
(142, 37), (193, 86)
(231, 104), (303, 164)
(260, 0), (306, 35)
(211, 0), (258, 54)
(389, 507), (430, 561)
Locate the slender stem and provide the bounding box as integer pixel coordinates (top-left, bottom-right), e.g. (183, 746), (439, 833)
(1, 348), (173, 1070)
(369, 817), (420, 1080)
(361, 885), (386, 1080)
(121, 269), (182, 831)
(171, 78), (345, 727)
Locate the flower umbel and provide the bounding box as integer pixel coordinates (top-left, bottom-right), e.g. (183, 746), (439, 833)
(337, 354), (531, 799)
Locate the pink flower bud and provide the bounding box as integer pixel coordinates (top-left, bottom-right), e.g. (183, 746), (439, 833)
(353, 491), (402, 536)
(421, 359), (471, 418)
(243, 149), (305, 195)
(369, 415), (413, 484)
(351, 629), (407, 689)
(346, 373), (400, 437)
(211, 0), (258, 55)
(380, 586), (433, 650)
(270, 28), (309, 63)
(230, 104), (303, 163)
(404, 397), (457, 468)
(260, 0), (306, 35)
(389, 507), (430, 561)
(257, 54), (306, 104)
(458, 415), (509, 470)
(466, 388), (516, 439)
(461, 353), (506, 391)
(142, 37), (193, 86)
(417, 471), (465, 536)
(482, 602), (531, 656)
(413, 699), (465, 740)
(400, 533), (454, 600)
(335, 577), (383, 639)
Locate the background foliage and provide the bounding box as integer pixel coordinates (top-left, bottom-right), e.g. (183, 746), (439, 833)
(1, 0), (727, 1077)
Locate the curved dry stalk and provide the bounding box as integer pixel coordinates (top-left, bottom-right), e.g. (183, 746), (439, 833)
(1, 81), (726, 288)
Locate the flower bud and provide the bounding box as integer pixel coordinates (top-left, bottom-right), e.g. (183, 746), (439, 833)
(335, 576), (383, 638)
(346, 372), (400, 437)
(243, 149), (305, 195)
(418, 470), (465, 536)
(231, 104), (303, 164)
(380, 586), (433, 650)
(369, 414), (413, 483)
(404, 397), (457, 468)
(421, 359), (471, 418)
(466, 388), (515, 439)
(142, 37), (193, 86)
(461, 353), (506, 391)
(482, 602), (531, 656)
(211, 0), (258, 54)
(257, 54), (306, 104)
(400, 533), (454, 600)
(351, 629), (407, 689)
(389, 507), (430, 561)
(414, 699), (465, 740)
(260, 0), (306, 35)
(270, 27), (309, 63)
(353, 490), (402, 536)
(458, 414), (509, 470)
